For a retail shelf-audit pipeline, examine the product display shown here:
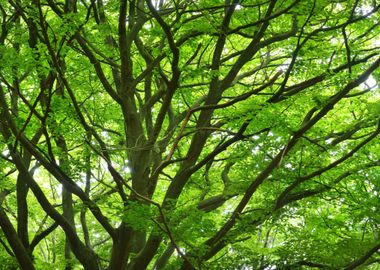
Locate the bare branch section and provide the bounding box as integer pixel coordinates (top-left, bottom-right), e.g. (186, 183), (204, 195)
(0, 0), (379, 269)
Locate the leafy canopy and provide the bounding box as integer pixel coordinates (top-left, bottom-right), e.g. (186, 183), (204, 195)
(0, 0), (379, 269)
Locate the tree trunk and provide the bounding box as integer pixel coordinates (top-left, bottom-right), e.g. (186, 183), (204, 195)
(0, 207), (35, 270)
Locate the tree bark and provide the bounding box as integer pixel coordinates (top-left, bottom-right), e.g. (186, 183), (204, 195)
(0, 207), (35, 270)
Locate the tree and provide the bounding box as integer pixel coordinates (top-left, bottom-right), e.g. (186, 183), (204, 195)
(0, 0), (379, 269)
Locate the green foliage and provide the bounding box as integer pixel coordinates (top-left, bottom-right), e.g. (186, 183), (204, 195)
(122, 201), (155, 232)
(0, 0), (379, 269)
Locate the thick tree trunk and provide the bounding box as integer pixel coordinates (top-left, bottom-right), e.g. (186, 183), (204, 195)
(16, 174), (30, 251)
(109, 224), (132, 270)
(153, 244), (175, 270)
(0, 207), (35, 270)
(63, 188), (75, 270)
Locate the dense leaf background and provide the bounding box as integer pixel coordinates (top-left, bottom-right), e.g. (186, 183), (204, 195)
(0, 0), (379, 269)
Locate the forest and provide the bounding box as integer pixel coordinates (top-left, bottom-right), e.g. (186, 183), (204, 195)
(0, 0), (379, 269)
